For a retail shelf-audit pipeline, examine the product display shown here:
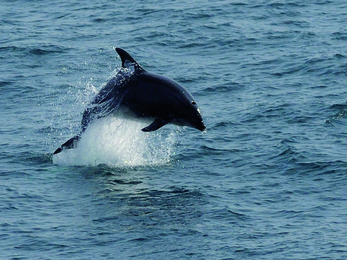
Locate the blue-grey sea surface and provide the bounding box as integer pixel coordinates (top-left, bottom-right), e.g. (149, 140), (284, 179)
(1, 0), (347, 259)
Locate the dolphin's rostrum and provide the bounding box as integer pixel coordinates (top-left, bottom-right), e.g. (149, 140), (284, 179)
(53, 48), (205, 154)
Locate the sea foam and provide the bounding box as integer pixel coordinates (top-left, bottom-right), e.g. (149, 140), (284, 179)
(52, 117), (176, 167)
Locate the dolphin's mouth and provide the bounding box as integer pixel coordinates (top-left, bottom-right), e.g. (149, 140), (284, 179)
(189, 118), (206, 131)
(195, 121), (206, 131)
(171, 116), (206, 131)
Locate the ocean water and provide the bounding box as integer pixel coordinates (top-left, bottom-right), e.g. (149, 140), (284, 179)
(1, 0), (347, 259)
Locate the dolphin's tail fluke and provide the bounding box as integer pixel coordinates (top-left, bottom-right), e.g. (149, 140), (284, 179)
(53, 135), (81, 155)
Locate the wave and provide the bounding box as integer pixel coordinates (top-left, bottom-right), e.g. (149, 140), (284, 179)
(0, 45), (70, 56)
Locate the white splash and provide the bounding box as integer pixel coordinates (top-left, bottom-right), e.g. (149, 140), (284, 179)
(52, 117), (176, 167)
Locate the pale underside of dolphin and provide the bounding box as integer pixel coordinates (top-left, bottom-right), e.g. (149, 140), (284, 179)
(53, 48), (206, 154)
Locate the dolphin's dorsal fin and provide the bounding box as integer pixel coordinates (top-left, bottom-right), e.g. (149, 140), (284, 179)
(116, 48), (144, 72)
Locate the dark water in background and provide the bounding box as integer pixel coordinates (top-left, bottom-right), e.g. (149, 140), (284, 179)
(2, 0), (347, 259)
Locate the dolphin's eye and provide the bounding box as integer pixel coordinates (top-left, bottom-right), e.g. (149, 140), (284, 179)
(191, 101), (196, 105)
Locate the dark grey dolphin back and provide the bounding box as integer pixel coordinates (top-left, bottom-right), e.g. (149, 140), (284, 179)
(81, 72), (130, 131)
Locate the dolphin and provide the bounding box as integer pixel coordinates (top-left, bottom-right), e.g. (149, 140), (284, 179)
(53, 48), (205, 154)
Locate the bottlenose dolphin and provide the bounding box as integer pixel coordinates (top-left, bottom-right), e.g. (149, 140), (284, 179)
(53, 48), (205, 154)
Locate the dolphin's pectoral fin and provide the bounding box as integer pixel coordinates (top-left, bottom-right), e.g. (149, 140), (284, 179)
(142, 118), (170, 132)
(53, 135), (81, 155)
